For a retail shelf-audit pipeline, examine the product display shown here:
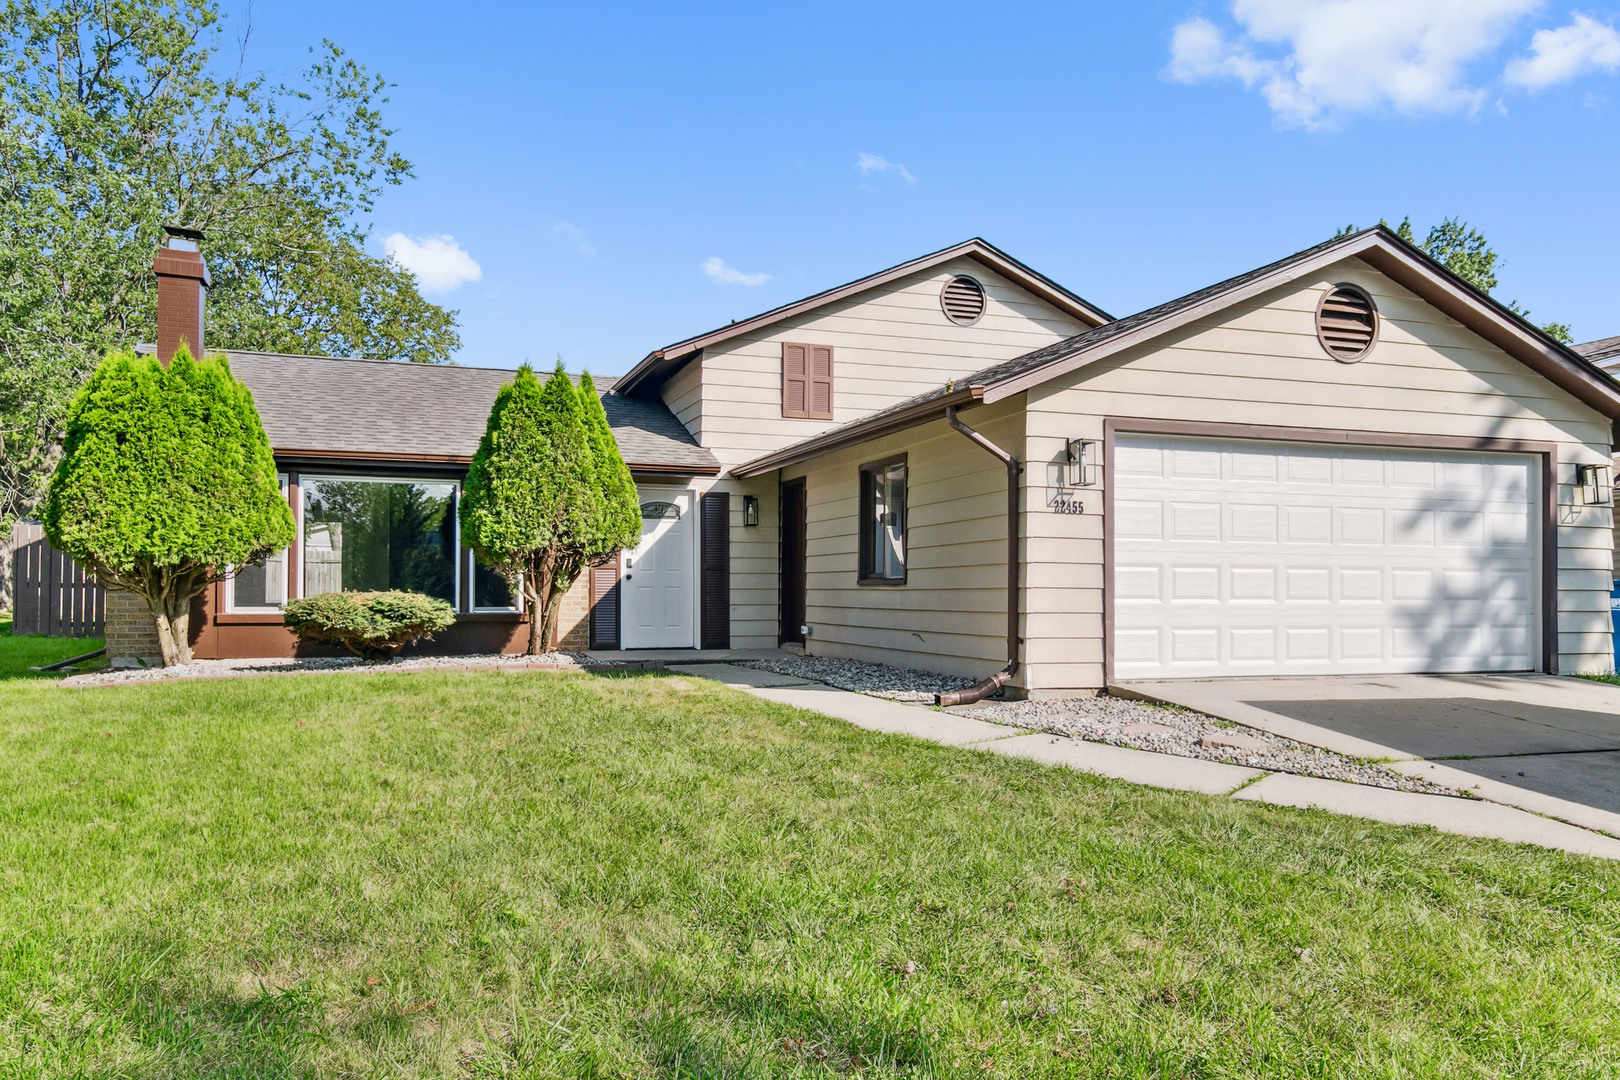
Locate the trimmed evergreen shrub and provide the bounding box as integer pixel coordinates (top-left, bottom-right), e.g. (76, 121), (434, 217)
(461, 363), (640, 653)
(42, 347), (296, 665)
(283, 590), (455, 660)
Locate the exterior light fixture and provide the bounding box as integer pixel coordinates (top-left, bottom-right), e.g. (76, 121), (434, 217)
(743, 494), (760, 526)
(1066, 438), (1097, 488)
(1577, 463), (1611, 506)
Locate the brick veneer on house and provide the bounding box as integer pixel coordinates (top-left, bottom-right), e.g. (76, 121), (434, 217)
(555, 573), (590, 650)
(104, 587), (163, 665)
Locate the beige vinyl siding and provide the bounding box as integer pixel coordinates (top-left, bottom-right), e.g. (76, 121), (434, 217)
(663, 359), (703, 443)
(680, 259), (1084, 469)
(712, 475), (779, 649)
(782, 396), (1024, 679)
(1023, 256), (1614, 689)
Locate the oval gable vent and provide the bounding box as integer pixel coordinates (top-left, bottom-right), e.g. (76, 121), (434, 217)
(1316, 283), (1379, 362)
(941, 275), (986, 325)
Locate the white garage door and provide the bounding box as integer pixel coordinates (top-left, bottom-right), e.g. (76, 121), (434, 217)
(1112, 434), (1540, 680)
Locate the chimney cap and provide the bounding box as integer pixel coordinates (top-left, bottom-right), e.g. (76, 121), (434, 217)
(163, 225), (205, 250)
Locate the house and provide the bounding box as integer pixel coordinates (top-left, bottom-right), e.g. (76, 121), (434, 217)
(1573, 334), (1620, 373)
(109, 226), (1620, 696)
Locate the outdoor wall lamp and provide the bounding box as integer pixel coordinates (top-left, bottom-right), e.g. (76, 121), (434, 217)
(1066, 438), (1098, 488)
(1577, 463), (1611, 506)
(743, 494), (760, 526)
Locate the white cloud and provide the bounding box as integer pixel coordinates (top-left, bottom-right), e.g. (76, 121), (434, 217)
(1505, 13), (1620, 88)
(550, 220), (596, 256)
(701, 256), (770, 286)
(856, 151), (916, 184)
(1166, 0), (1543, 128)
(381, 233), (482, 292)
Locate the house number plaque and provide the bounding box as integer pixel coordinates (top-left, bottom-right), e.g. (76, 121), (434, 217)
(1050, 495), (1085, 515)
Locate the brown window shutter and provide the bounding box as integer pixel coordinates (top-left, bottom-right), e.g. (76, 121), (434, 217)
(782, 343), (808, 418)
(589, 559), (620, 649)
(699, 493), (731, 649)
(809, 345), (833, 420)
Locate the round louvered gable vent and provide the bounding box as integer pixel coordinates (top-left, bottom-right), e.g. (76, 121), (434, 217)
(1316, 283), (1379, 362)
(941, 275), (987, 325)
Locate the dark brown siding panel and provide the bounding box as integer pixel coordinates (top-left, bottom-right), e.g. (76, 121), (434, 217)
(589, 561), (620, 650)
(700, 492), (731, 649)
(780, 479), (807, 644)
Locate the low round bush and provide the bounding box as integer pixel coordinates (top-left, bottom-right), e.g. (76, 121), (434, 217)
(282, 591), (456, 660)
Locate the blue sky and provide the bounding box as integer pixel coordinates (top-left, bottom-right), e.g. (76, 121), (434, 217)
(243, 1), (1620, 373)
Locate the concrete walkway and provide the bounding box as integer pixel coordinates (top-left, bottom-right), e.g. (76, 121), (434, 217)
(683, 664), (1620, 861)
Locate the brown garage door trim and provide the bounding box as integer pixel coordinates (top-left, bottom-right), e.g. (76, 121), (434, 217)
(1101, 417), (1559, 684)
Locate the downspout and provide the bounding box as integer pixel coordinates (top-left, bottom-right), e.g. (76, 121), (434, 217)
(936, 406), (1020, 707)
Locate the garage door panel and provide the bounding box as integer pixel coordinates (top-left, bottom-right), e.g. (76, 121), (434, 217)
(1229, 567), (1276, 599)
(1338, 568), (1383, 601)
(1113, 435), (1539, 679)
(1114, 501), (1163, 539)
(1170, 502), (1220, 540)
(1339, 507), (1385, 543)
(1339, 627), (1383, 660)
(1229, 504), (1278, 540)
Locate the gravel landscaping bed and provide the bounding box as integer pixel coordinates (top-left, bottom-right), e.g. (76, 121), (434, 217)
(972, 695), (1460, 795)
(63, 652), (617, 688)
(735, 653), (1458, 795)
(734, 655), (976, 703)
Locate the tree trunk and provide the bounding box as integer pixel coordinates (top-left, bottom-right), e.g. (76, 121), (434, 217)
(541, 588), (566, 652)
(525, 553), (556, 656)
(526, 593), (545, 655)
(149, 593), (192, 667)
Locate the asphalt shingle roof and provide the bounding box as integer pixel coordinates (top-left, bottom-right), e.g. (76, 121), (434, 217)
(1574, 335), (1620, 366)
(206, 350), (717, 472)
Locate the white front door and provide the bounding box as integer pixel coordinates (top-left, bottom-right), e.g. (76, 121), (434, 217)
(1112, 434), (1540, 680)
(620, 489), (696, 649)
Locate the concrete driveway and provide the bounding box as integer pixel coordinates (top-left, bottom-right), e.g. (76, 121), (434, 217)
(1119, 674), (1620, 837)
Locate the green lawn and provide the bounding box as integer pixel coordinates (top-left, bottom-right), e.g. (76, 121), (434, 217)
(0, 664), (1617, 1078)
(0, 614), (104, 680)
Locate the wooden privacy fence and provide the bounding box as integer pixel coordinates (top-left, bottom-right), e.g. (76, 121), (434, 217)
(9, 523), (105, 637)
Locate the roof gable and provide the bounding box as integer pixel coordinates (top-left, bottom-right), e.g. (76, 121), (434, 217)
(732, 226), (1620, 476)
(976, 227), (1620, 413)
(615, 238), (1111, 396)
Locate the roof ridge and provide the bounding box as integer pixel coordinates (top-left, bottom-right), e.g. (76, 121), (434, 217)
(136, 344), (620, 384)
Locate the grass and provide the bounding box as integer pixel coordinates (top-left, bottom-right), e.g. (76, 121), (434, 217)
(0, 614), (104, 680)
(1576, 671), (1620, 686)
(0, 663), (1617, 1078)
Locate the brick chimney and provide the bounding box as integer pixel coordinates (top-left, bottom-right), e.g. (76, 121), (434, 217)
(153, 226), (210, 364)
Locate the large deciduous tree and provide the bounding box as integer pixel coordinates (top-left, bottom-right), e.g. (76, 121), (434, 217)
(42, 347), (295, 666)
(0, 0), (460, 530)
(460, 364), (641, 654)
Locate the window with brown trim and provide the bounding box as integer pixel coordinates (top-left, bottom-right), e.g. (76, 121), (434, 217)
(858, 455), (906, 584)
(782, 342), (834, 420)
